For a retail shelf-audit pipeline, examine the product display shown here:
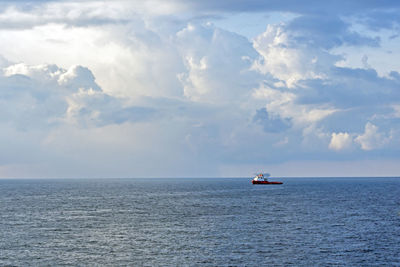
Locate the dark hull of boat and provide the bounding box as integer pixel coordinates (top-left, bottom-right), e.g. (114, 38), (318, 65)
(252, 180), (283, 185)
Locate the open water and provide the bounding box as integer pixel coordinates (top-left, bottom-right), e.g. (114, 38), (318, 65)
(0, 178), (399, 266)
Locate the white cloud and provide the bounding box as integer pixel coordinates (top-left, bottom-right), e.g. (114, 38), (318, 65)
(0, 60), (158, 129)
(0, 57), (261, 177)
(176, 23), (259, 103)
(252, 85), (336, 129)
(329, 132), (353, 151)
(0, 1), (400, 177)
(252, 24), (337, 88)
(0, 2), (140, 29)
(355, 122), (390, 150)
(58, 65), (101, 91)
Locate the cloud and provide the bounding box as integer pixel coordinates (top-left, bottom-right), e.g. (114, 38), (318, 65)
(0, 2), (134, 29)
(357, 10), (400, 31)
(0, 64), (66, 130)
(253, 107), (292, 133)
(355, 122), (390, 150)
(58, 65), (101, 91)
(250, 21), (400, 161)
(1, 1), (399, 33)
(65, 88), (157, 127)
(329, 132), (353, 151)
(296, 67), (400, 109)
(252, 84), (337, 129)
(1, 1), (400, 177)
(0, 60), (156, 129)
(287, 15), (380, 49)
(176, 23), (260, 103)
(252, 24), (340, 88)
(145, 0), (400, 18)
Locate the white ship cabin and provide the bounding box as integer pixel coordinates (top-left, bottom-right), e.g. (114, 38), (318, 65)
(253, 174), (269, 181)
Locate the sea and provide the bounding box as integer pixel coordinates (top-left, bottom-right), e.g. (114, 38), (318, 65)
(0, 177), (399, 266)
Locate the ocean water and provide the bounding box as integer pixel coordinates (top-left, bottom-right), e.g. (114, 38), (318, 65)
(0, 178), (399, 266)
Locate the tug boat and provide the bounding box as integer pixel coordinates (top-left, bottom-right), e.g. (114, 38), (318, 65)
(252, 173), (283, 185)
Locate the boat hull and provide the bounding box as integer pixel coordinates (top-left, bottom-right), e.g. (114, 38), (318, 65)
(252, 180), (283, 185)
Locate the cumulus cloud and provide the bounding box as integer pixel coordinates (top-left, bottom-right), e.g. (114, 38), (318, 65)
(249, 19), (400, 161)
(0, 60), (156, 129)
(252, 24), (339, 88)
(1, 63), (66, 129)
(252, 84), (337, 129)
(1, 0), (400, 177)
(329, 132), (353, 151)
(58, 65), (101, 91)
(355, 122), (390, 150)
(65, 88), (156, 127)
(176, 23), (259, 103)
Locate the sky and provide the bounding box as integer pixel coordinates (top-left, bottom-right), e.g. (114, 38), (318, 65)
(1, 0), (400, 178)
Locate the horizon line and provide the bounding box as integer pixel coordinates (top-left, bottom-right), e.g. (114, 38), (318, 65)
(0, 176), (399, 179)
